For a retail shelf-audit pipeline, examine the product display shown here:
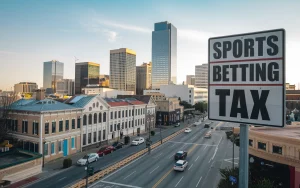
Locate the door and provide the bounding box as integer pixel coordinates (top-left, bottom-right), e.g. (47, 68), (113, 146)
(63, 139), (68, 157)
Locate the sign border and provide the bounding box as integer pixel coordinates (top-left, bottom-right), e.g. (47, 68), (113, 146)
(208, 29), (286, 127)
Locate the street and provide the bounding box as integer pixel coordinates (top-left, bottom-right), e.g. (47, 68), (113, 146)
(89, 121), (240, 188)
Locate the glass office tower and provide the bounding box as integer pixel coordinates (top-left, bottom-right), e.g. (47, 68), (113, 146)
(75, 62), (100, 94)
(152, 21), (177, 89)
(43, 60), (64, 94)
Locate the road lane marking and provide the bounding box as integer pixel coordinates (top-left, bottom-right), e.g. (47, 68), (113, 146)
(204, 145), (207, 150)
(100, 180), (142, 188)
(196, 176), (202, 187)
(168, 154), (174, 159)
(175, 176), (184, 187)
(209, 136), (223, 163)
(170, 144), (176, 147)
(168, 141), (217, 147)
(195, 156), (200, 162)
(124, 171), (136, 180)
(150, 166), (160, 174)
(179, 144), (187, 150)
(223, 157), (239, 160)
(58, 177), (66, 181)
(213, 122), (223, 131)
(223, 160), (238, 165)
(153, 153), (163, 159)
(188, 163), (193, 170)
(191, 135), (197, 140)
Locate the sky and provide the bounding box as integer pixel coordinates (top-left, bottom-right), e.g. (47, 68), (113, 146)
(1, 0), (300, 90)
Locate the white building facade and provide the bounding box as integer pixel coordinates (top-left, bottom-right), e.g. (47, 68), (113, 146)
(82, 86), (134, 98)
(195, 64), (208, 88)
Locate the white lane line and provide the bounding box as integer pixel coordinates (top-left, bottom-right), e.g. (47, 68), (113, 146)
(169, 154), (174, 159)
(223, 160), (238, 165)
(209, 136), (223, 163)
(170, 144), (176, 147)
(150, 166), (159, 174)
(224, 157), (239, 160)
(123, 171), (136, 180)
(191, 135), (197, 140)
(179, 144), (187, 150)
(195, 156), (200, 162)
(196, 176), (202, 187)
(175, 176), (184, 187)
(204, 145), (207, 150)
(188, 163), (193, 170)
(153, 152), (163, 159)
(58, 177), (66, 181)
(168, 141), (217, 147)
(100, 180), (143, 188)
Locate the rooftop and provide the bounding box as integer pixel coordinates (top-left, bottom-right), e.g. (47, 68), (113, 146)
(104, 98), (145, 107)
(250, 126), (300, 140)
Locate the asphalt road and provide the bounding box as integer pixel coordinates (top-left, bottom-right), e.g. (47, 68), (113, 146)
(25, 118), (197, 188)
(89, 121), (240, 188)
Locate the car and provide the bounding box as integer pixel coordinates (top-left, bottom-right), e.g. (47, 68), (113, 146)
(204, 123), (210, 128)
(174, 151), (187, 160)
(77, 153), (99, 166)
(184, 128), (192, 133)
(97, 146), (115, 156)
(205, 131), (212, 138)
(131, 137), (145, 146)
(174, 123), (180, 127)
(112, 142), (124, 150)
(173, 160), (188, 171)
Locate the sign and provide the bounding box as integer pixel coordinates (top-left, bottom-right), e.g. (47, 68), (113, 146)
(229, 176), (237, 184)
(208, 29), (285, 127)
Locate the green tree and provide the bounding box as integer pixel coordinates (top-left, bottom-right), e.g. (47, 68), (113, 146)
(251, 179), (276, 188)
(179, 100), (193, 109)
(194, 102), (207, 113)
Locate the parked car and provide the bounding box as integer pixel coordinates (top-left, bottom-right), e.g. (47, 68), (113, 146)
(174, 123), (180, 127)
(174, 151), (187, 160)
(97, 146), (115, 156)
(184, 128), (192, 133)
(112, 142), (124, 150)
(173, 160), (188, 171)
(77, 153), (99, 166)
(131, 137), (145, 146)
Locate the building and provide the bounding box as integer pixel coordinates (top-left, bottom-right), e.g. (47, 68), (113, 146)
(82, 86), (134, 97)
(152, 21), (177, 89)
(109, 48), (136, 93)
(186, 75), (195, 85)
(43, 60), (64, 94)
(195, 64), (208, 88)
(155, 97), (182, 126)
(56, 79), (74, 97)
(286, 90), (300, 110)
(7, 91), (83, 162)
(234, 126), (300, 188)
(286, 83), (296, 90)
(99, 74), (109, 87)
(136, 62), (152, 95)
(117, 95), (157, 130)
(144, 91), (166, 101)
(14, 82), (38, 93)
(75, 62), (100, 94)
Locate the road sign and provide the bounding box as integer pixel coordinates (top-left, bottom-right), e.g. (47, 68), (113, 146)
(208, 29), (285, 127)
(229, 176), (237, 184)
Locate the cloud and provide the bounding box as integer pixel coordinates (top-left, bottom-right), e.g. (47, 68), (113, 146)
(95, 20), (151, 33)
(103, 30), (118, 42)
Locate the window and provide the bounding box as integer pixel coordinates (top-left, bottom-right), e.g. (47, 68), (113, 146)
(59, 121), (63, 132)
(94, 113), (97, 124)
(139, 109), (140, 115)
(65, 120), (69, 131)
(110, 125), (113, 132)
(14, 120), (18, 132)
(249, 139), (253, 146)
(258, 142), (266, 151)
(122, 111), (124, 117)
(58, 141), (62, 152)
(52, 121), (56, 133)
(125, 122), (127, 129)
(132, 109), (134, 116)
(98, 131), (101, 141)
(129, 121), (131, 128)
(51, 143), (55, 154)
(77, 118), (81, 129)
(189, 95), (191, 98)
(138, 119), (140, 125)
(45, 123), (49, 134)
(135, 120), (137, 126)
(122, 122), (124, 129)
(93, 132), (97, 142)
(129, 110), (131, 116)
(111, 112), (113, 119)
(93, 103), (95, 108)
(114, 124), (116, 131)
(132, 120), (134, 127)
(126, 110), (128, 117)
(189, 90), (191, 93)
(83, 115), (87, 126)
(22, 120), (28, 133)
(71, 137), (75, 148)
(44, 143), (48, 155)
(88, 114), (92, 124)
(103, 112), (106, 122)
(99, 113), (102, 123)
(96, 102), (99, 107)
(136, 109), (138, 115)
(118, 111), (121, 118)
(72, 119), (75, 129)
(88, 133), (91, 144)
(103, 130), (106, 140)
(115, 112), (117, 119)
(273, 145), (282, 155)
(83, 134), (86, 146)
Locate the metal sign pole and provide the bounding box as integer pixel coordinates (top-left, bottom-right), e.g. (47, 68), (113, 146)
(239, 124), (249, 188)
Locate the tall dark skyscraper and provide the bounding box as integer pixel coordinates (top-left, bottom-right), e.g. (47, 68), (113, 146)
(152, 21), (177, 89)
(75, 62), (100, 94)
(43, 60), (64, 94)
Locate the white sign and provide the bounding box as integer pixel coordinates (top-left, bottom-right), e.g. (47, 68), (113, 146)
(208, 29), (285, 127)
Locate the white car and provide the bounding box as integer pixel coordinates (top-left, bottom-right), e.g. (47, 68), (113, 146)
(174, 160), (188, 171)
(184, 128), (192, 133)
(77, 153), (99, 166)
(131, 137), (145, 146)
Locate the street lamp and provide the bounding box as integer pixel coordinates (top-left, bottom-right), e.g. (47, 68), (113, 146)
(85, 155), (90, 188)
(159, 113), (162, 144)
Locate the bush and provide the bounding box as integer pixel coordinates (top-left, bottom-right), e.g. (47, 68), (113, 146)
(151, 131), (155, 136)
(63, 158), (72, 168)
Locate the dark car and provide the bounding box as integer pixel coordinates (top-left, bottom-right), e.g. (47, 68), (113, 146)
(97, 146), (114, 156)
(112, 142), (124, 150)
(204, 123), (210, 128)
(174, 151), (187, 160)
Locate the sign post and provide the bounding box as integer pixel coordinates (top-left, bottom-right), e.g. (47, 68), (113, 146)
(208, 29), (285, 188)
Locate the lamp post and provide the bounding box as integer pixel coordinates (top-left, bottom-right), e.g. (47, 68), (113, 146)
(85, 155), (90, 188)
(159, 113), (162, 144)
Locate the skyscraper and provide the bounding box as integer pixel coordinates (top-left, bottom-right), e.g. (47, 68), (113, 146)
(152, 21), (177, 89)
(136, 62), (152, 95)
(43, 60), (64, 94)
(186, 75), (195, 85)
(75, 62), (100, 94)
(109, 48), (136, 93)
(195, 64), (208, 88)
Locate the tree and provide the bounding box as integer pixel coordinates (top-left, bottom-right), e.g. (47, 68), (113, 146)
(178, 97), (181, 102)
(194, 102), (207, 113)
(179, 100), (193, 109)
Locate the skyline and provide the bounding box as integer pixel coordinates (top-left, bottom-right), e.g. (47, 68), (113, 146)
(1, 0), (300, 90)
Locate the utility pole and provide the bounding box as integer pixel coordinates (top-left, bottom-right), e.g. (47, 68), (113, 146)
(85, 155), (90, 188)
(232, 128), (235, 171)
